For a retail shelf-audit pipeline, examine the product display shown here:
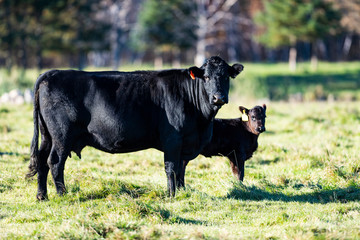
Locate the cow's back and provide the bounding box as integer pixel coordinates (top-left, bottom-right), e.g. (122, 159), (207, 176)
(37, 70), (163, 153)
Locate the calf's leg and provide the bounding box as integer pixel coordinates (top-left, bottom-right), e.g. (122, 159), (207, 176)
(228, 151), (245, 182)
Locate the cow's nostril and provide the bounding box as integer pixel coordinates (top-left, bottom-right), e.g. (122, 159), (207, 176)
(213, 94), (225, 105)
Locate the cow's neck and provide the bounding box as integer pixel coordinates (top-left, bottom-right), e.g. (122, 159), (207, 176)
(186, 77), (217, 120)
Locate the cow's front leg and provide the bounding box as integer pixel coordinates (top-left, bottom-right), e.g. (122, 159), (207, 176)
(164, 161), (176, 197)
(163, 142), (182, 197)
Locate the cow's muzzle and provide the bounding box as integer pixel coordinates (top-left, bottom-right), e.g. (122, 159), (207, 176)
(212, 94), (226, 106)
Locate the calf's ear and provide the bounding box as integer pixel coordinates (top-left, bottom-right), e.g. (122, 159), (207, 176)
(262, 104), (267, 112)
(188, 66), (204, 80)
(239, 106), (249, 115)
(239, 106), (249, 122)
(229, 64), (244, 78)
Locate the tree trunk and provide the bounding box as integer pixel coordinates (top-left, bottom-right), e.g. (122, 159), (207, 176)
(172, 48), (181, 68)
(311, 41), (318, 71)
(342, 33), (353, 60)
(4, 0), (13, 73)
(112, 29), (121, 70)
(195, 15), (207, 66)
(112, 28), (126, 70)
(289, 46), (297, 72)
(251, 41), (261, 62)
(21, 36), (28, 69)
(227, 20), (237, 63)
(34, 9), (44, 71)
(195, 0), (207, 66)
(35, 24), (43, 71)
(154, 51), (163, 69)
(36, 46), (43, 71)
(77, 51), (86, 70)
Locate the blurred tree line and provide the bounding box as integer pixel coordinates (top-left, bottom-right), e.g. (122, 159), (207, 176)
(0, 0), (359, 71)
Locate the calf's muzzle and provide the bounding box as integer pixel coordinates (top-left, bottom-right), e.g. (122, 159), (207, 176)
(257, 126), (266, 133)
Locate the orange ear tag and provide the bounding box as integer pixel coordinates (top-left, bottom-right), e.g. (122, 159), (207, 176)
(190, 71), (195, 80)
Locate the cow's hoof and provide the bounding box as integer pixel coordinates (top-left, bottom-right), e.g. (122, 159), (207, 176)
(36, 193), (48, 201)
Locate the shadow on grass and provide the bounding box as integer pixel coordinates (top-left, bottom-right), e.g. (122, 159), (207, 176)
(150, 206), (206, 225)
(73, 180), (206, 226)
(0, 182), (14, 193)
(0, 152), (21, 157)
(260, 71), (360, 100)
(76, 179), (166, 202)
(0, 152), (29, 163)
(227, 184), (360, 204)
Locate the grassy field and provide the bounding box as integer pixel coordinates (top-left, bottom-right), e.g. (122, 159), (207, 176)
(232, 61), (360, 101)
(0, 99), (360, 239)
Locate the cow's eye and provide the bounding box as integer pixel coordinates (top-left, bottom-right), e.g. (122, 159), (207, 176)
(204, 76), (210, 81)
(252, 116), (256, 121)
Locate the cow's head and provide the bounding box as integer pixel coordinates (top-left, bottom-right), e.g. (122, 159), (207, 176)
(189, 56), (243, 108)
(239, 104), (267, 135)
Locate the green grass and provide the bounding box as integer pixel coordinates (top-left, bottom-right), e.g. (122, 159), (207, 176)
(232, 61), (360, 101)
(1, 101), (360, 239)
(0, 68), (39, 94)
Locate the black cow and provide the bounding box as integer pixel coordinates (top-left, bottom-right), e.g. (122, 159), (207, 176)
(182, 104), (266, 183)
(26, 56), (244, 200)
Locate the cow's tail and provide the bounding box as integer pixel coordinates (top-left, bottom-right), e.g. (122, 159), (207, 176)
(26, 71), (54, 179)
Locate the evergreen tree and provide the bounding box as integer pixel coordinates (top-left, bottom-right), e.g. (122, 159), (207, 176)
(40, 0), (111, 69)
(131, 0), (197, 68)
(0, 0), (110, 70)
(255, 0), (340, 71)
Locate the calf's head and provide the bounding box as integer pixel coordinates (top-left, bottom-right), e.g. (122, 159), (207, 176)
(189, 56), (243, 107)
(240, 104), (267, 135)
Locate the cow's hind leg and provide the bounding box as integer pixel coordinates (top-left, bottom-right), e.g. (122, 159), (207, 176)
(36, 138), (51, 200)
(48, 146), (69, 196)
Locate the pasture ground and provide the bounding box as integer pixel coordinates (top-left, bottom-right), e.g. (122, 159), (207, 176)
(0, 101), (359, 239)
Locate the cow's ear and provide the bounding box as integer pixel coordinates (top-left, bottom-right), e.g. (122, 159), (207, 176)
(188, 66), (204, 80)
(239, 106), (249, 115)
(262, 104), (267, 112)
(229, 64), (244, 78)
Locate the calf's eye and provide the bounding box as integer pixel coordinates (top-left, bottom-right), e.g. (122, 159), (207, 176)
(204, 76), (210, 81)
